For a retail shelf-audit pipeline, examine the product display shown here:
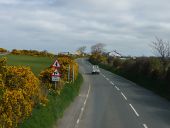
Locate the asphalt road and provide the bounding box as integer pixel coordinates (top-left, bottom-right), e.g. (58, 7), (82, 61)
(55, 58), (170, 128)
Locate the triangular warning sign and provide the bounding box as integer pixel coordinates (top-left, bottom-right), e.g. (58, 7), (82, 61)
(52, 60), (60, 68)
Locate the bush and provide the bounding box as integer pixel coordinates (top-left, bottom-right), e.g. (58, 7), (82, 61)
(39, 55), (79, 95)
(0, 48), (7, 53)
(11, 49), (54, 58)
(0, 58), (47, 128)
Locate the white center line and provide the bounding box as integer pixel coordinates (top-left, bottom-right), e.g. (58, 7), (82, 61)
(110, 81), (114, 85)
(121, 92), (127, 100)
(106, 78), (109, 81)
(129, 104), (140, 117)
(115, 86), (120, 91)
(143, 124), (148, 128)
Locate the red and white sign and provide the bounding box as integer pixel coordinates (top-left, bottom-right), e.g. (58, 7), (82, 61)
(51, 60), (60, 68)
(51, 69), (61, 77)
(51, 69), (61, 81)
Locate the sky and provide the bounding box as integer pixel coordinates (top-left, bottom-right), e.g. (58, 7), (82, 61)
(0, 0), (170, 56)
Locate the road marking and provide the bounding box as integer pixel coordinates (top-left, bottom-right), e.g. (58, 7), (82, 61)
(103, 75), (106, 78)
(84, 100), (86, 105)
(76, 119), (80, 124)
(115, 86), (120, 91)
(129, 104), (139, 117)
(143, 124), (148, 128)
(121, 92), (127, 100)
(110, 81), (114, 85)
(106, 78), (109, 81)
(75, 84), (91, 128)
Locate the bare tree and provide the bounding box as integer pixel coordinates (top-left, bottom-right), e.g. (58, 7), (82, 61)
(91, 43), (106, 54)
(151, 37), (170, 61)
(76, 46), (86, 55)
(77, 46), (86, 53)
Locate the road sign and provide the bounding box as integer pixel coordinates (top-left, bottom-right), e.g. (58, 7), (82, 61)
(52, 75), (60, 81)
(52, 60), (60, 68)
(51, 69), (61, 77)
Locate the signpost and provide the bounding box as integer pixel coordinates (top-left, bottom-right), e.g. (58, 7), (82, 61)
(51, 60), (60, 68)
(51, 59), (61, 89)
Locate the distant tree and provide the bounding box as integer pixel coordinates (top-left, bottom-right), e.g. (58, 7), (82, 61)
(0, 48), (7, 53)
(151, 37), (170, 60)
(91, 43), (106, 54)
(77, 46), (86, 55)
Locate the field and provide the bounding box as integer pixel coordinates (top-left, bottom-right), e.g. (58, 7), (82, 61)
(1, 54), (54, 76)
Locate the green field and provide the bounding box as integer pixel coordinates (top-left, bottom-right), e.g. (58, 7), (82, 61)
(1, 54), (54, 76)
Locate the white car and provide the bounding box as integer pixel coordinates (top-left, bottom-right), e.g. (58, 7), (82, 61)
(92, 65), (100, 74)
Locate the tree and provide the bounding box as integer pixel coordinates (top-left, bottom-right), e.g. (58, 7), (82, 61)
(151, 37), (170, 61)
(76, 46), (86, 55)
(91, 43), (106, 54)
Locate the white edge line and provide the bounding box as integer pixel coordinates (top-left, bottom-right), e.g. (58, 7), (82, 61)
(143, 124), (148, 128)
(75, 84), (91, 128)
(121, 92), (127, 100)
(129, 104), (139, 117)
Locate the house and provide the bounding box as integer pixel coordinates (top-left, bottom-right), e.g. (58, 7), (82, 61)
(108, 50), (122, 57)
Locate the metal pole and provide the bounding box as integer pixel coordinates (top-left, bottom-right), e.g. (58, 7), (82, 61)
(72, 65), (74, 83)
(55, 81), (56, 90)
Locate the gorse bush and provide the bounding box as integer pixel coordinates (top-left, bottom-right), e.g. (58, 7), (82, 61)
(0, 48), (7, 53)
(39, 55), (79, 94)
(11, 49), (54, 58)
(0, 53), (80, 128)
(0, 57), (47, 128)
(58, 55), (79, 81)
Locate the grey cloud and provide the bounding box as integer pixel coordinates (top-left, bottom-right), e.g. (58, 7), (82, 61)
(0, 0), (170, 56)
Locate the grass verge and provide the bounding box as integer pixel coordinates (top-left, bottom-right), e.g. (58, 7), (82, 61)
(19, 73), (83, 128)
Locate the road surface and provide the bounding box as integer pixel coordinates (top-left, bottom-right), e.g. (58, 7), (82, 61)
(55, 58), (170, 128)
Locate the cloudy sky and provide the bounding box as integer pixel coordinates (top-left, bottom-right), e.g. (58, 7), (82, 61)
(0, 0), (170, 56)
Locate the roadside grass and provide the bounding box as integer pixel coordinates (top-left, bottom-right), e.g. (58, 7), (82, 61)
(1, 54), (54, 76)
(19, 73), (83, 128)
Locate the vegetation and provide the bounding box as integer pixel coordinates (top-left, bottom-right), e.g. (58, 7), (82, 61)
(5, 54), (54, 76)
(0, 49), (82, 128)
(19, 73), (83, 128)
(11, 49), (54, 57)
(0, 57), (47, 128)
(0, 48), (8, 53)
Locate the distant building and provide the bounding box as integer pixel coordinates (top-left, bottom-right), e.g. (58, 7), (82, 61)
(108, 50), (122, 57)
(75, 50), (85, 56)
(58, 52), (70, 55)
(75, 50), (81, 55)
